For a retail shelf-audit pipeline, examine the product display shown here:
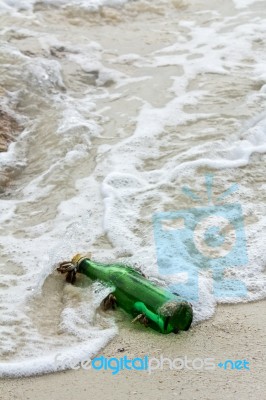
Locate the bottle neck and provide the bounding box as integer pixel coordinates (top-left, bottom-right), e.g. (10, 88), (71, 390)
(78, 258), (112, 282)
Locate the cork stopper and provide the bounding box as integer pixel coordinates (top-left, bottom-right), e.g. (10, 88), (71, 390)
(71, 253), (92, 266)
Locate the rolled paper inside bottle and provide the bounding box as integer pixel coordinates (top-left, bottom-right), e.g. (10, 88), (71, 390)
(73, 255), (193, 334)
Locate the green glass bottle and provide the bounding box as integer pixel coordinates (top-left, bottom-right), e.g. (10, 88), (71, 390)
(58, 254), (193, 334)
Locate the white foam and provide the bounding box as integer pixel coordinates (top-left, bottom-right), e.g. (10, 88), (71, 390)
(0, 331), (117, 378)
(0, 0), (130, 12)
(233, 0), (265, 9)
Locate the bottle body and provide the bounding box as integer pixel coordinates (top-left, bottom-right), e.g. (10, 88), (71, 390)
(75, 255), (193, 334)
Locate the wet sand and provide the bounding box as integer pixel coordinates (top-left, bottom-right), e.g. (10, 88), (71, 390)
(0, 107), (21, 153)
(0, 106), (22, 189)
(2, 300), (265, 400)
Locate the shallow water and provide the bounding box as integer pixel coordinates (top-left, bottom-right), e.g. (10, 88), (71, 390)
(0, 0), (265, 376)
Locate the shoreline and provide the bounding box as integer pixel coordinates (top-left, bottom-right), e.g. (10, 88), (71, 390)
(2, 300), (266, 399)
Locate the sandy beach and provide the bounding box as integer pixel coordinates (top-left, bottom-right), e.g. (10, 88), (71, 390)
(0, 0), (266, 397)
(2, 300), (265, 399)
